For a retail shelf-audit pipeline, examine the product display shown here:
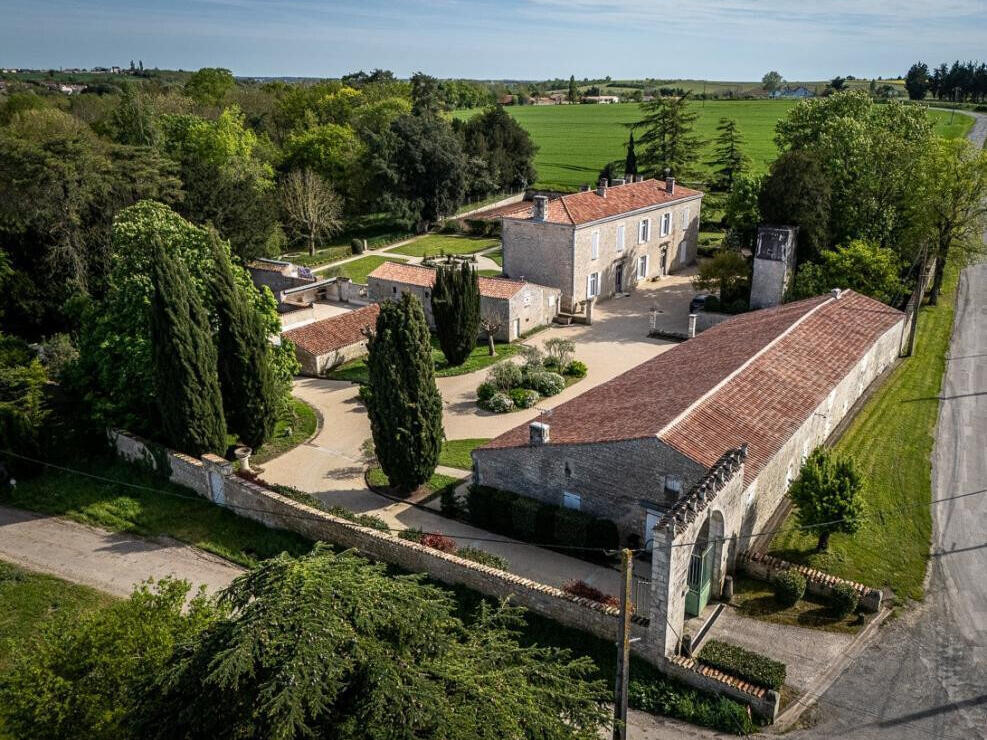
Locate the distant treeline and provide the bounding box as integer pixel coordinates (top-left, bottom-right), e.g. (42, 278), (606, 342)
(906, 60), (987, 103)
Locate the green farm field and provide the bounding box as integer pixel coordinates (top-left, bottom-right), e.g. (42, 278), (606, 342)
(455, 101), (971, 191)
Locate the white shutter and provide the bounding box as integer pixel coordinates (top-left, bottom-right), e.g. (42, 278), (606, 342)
(616, 224), (625, 252)
(591, 230), (600, 260)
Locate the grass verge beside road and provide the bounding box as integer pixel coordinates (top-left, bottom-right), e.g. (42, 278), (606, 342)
(0, 460), (312, 568)
(328, 338), (519, 383)
(769, 264), (958, 601)
(389, 234), (500, 258)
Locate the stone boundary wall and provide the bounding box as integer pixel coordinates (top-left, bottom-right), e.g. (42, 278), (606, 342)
(665, 655), (781, 720)
(739, 551), (882, 612)
(694, 311), (733, 334)
(456, 192), (525, 219)
(108, 428), (781, 721)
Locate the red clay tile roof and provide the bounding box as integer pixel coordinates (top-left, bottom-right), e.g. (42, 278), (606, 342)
(282, 304), (380, 356)
(481, 291), (904, 482)
(367, 261), (530, 300)
(503, 178), (703, 226)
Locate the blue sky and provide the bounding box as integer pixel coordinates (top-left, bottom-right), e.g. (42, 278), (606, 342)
(3, 0), (985, 80)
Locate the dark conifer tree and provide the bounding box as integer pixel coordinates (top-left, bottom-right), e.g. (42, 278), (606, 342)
(210, 232), (278, 449)
(431, 262), (480, 367)
(624, 130), (637, 177)
(149, 242), (226, 457)
(707, 118), (750, 192)
(365, 293), (443, 492)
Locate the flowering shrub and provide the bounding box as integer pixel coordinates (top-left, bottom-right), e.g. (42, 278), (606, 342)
(421, 533), (457, 553)
(483, 392), (514, 413)
(525, 371), (566, 397)
(563, 580), (620, 609)
(510, 388), (540, 409)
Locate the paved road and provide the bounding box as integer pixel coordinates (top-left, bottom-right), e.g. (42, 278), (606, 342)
(792, 110), (987, 740)
(0, 505), (244, 597)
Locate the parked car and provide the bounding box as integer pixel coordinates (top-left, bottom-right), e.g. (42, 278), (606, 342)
(689, 293), (713, 313)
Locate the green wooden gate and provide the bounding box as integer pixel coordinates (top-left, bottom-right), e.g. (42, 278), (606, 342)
(685, 542), (714, 617)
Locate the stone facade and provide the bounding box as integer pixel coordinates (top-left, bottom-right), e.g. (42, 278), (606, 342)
(473, 437), (708, 547)
(294, 339), (368, 376)
(749, 226), (798, 310)
(502, 195), (702, 310)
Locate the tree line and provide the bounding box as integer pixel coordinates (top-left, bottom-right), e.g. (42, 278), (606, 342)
(905, 60), (987, 103)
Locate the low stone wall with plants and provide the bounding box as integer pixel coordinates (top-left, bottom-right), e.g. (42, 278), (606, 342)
(739, 551), (882, 612)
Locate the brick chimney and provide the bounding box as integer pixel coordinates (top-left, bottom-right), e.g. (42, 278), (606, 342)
(532, 195), (548, 222)
(665, 176), (675, 194)
(596, 178), (608, 197)
(529, 421), (550, 445)
(579, 183), (590, 192)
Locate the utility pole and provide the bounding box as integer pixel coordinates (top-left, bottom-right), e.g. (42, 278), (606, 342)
(906, 243), (929, 357)
(612, 548), (634, 740)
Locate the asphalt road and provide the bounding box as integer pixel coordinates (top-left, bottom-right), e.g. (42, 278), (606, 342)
(791, 112), (987, 740)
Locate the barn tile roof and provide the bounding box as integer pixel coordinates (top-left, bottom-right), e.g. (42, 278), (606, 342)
(281, 304), (380, 356)
(480, 291), (904, 482)
(367, 261), (532, 300)
(503, 178), (703, 226)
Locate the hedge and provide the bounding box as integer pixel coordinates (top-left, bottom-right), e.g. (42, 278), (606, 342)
(629, 679), (756, 734)
(698, 639), (786, 691)
(466, 484), (619, 559)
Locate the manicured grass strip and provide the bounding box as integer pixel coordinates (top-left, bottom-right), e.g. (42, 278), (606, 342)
(327, 338), (519, 383)
(931, 109), (975, 141)
(698, 639), (787, 691)
(0, 461), (313, 569)
(487, 249), (503, 266)
(728, 576), (863, 634)
(389, 234), (500, 258)
(0, 561), (114, 671)
(366, 466), (462, 498)
(249, 397), (318, 465)
(438, 439), (490, 470)
(769, 263), (958, 601)
(477, 269), (502, 277)
(329, 255), (408, 284)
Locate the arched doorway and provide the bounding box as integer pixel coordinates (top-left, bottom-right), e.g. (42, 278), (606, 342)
(708, 510), (726, 598)
(685, 519), (713, 617)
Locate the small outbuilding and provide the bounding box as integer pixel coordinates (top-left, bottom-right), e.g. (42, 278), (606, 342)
(281, 304), (380, 376)
(367, 261), (559, 341)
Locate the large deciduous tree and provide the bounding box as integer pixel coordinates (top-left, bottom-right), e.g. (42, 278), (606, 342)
(130, 547), (610, 740)
(762, 71), (784, 93)
(149, 241), (226, 457)
(365, 293), (443, 492)
(635, 93), (704, 181)
(758, 150), (832, 264)
(789, 449), (865, 552)
(211, 232), (278, 449)
(431, 262), (480, 367)
(457, 105), (537, 195)
(184, 67), (235, 107)
(280, 169), (343, 256)
(909, 137), (987, 304)
(790, 240), (902, 304)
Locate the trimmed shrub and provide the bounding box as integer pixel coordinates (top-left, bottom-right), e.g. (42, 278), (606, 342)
(587, 517), (620, 551)
(830, 582), (860, 618)
(525, 371), (566, 397)
(564, 360), (588, 378)
(464, 218), (488, 236)
(466, 485), (494, 528)
(563, 580), (620, 608)
(510, 388), (540, 409)
(440, 485), (463, 518)
(440, 219), (463, 234)
(488, 487), (517, 534)
(421, 533), (457, 553)
(555, 507), (588, 546)
(457, 546), (509, 570)
(350, 238), (365, 255)
(484, 392), (514, 413)
(476, 381), (497, 403)
(698, 639), (787, 691)
(511, 495), (541, 540)
(487, 362), (522, 392)
(356, 383), (372, 406)
(773, 569), (807, 607)
(398, 527), (424, 543)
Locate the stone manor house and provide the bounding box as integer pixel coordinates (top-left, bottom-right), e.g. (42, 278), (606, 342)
(472, 289), (908, 654)
(500, 176), (703, 312)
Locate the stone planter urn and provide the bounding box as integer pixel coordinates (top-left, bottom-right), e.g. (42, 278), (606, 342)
(234, 446), (253, 473)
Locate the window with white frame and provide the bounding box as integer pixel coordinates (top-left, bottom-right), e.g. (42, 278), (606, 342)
(681, 207), (689, 230)
(562, 491), (581, 510)
(660, 212), (671, 237)
(616, 224), (625, 252)
(637, 254), (648, 280)
(587, 272), (600, 298)
(639, 218), (650, 243)
(590, 230), (600, 260)
(664, 474), (682, 498)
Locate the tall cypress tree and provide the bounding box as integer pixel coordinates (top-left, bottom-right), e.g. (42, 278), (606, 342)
(366, 293), (443, 492)
(431, 262), (480, 367)
(210, 232), (278, 449)
(149, 242), (226, 457)
(624, 130), (637, 177)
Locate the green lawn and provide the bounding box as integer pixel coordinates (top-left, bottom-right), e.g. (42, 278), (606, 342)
(438, 438), (491, 470)
(453, 101), (973, 191)
(282, 214), (414, 268)
(249, 397), (319, 465)
(327, 338), (519, 383)
(0, 461), (313, 569)
(769, 264), (959, 601)
(487, 248), (503, 266)
(389, 234), (500, 258)
(366, 466), (462, 500)
(0, 561), (114, 672)
(477, 269), (502, 277)
(328, 255), (409, 284)
(728, 576), (864, 634)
